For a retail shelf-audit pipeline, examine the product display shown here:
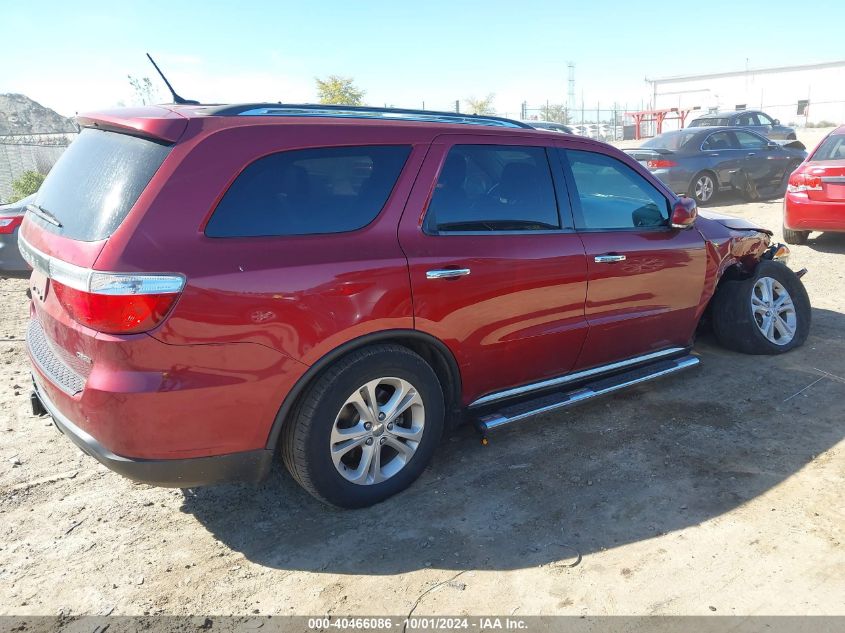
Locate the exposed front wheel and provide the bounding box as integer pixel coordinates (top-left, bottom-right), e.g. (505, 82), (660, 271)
(688, 171), (717, 205)
(711, 260), (810, 354)
(282, 345), (444, 508)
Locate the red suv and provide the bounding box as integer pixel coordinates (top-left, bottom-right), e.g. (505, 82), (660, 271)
(22, 104), (810, 507)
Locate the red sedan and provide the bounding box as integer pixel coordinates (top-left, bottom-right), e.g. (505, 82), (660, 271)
(783, 125), (845, 244)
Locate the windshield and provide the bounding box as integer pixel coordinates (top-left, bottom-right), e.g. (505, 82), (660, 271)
(689, 118), (729, 127)
(32, 129), (171, 241)
(811, 134), (845, 161)
(641, 131), (699, 151)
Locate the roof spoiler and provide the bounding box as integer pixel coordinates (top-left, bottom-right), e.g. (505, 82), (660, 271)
(76, 106), (189, 143)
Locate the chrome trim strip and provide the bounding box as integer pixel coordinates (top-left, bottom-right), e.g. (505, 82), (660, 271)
(426, 268), (471, 280)
(594, 254), (627, 263)
(468, 347), (687, 408)
(478, 356), (699, 430)
(821, 176), (845, 184)
(18, 232), (185, 294)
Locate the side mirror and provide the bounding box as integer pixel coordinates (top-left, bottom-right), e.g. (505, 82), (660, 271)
(773, 119), (780, 125)
(767, 141), (779, 149)
(671, 196), (697, 229)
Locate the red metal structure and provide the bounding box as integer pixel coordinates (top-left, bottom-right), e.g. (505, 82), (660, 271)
(626, 107), (697, 140)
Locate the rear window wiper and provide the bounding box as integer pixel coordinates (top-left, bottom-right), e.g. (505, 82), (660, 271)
(26, 203), (63, 228)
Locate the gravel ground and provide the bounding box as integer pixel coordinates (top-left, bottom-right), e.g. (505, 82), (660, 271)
(1, 185), (843, 618)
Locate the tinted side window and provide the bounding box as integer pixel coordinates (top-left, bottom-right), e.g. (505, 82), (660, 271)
(564, 150), (669, 231)
(733, 131), (767, 149)
(206, 145), (411, 237)
(702, 131), (733, 150)
(425, 145), (560, 232)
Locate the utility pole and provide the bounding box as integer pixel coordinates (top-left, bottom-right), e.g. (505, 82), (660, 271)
(455, 100), (460, 113)
(567, 62), (576, 113)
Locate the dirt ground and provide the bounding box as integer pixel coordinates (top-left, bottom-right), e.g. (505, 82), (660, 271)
(1, 145), (844, 618)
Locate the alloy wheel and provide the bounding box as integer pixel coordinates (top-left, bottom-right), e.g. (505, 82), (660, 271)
(695, 174), (715, 203)
(330, 377), (425, 485)
(751, 277), (797, 345)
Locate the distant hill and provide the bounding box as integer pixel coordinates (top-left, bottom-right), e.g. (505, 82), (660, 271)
(0, 94), (77, 136)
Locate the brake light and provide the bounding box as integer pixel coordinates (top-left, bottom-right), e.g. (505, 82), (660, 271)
(787, 172), (822, 193)
(18, 233), (184, 334)
(52, 275), (183, 334)
(646, 159), (677, 169)
(0, 216), (23, 234)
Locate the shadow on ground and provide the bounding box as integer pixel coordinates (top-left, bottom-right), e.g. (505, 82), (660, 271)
(804, 232), (845, 255)
(181, 308), (845, 575)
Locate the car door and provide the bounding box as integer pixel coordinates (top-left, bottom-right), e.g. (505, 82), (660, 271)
(558, 146), (707, 370)
(752, 112), (775, 138)
(398, 135), (589, 405)
(700, 130), (740, 186)
(732, 130), (778, 187)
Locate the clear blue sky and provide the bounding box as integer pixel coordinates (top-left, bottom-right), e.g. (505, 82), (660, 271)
(3, 0), (844, 118)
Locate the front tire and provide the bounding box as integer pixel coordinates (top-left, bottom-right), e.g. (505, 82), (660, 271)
(282, 344), (444, 508)
(688, 171), (717, 206)
(711, 260), (810, 355)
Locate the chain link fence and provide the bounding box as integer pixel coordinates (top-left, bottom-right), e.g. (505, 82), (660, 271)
(0, 133), (75, 204)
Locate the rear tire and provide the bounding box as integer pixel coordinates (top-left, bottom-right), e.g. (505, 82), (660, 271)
(688, 171), (717, 206)
(711, 260), (810, 355)
(783, 226), (809, 245)
(282, 344), (444, 508)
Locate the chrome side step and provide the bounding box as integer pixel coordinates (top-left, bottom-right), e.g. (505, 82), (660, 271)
(474, 354), (700, 435)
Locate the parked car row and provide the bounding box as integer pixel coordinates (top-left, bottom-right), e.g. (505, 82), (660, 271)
(624, 127), (807, 204)
(18, 102), (810, 507)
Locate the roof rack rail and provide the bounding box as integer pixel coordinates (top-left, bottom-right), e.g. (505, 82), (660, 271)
(203, 103), (533, 129)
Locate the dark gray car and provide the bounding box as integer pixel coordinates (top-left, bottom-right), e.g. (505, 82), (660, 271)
(688, 110), (797, 140)
(526, 120), (574, 134)
(624, 127), (806, 205)
(0, 194), (35, 279)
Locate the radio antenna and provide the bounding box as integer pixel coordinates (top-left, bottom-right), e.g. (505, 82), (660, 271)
(146, 53), (199, 105)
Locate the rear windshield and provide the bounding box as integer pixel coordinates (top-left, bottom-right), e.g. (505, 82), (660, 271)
(689, 118), (729, 127)
(641, 131), (699, 150)
(811, 134), (845, 161)
(32, 129), (171, 241)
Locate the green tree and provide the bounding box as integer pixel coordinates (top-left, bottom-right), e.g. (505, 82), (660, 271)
(315, 75), (365, 106)
(128, 75), (159, 105)
(540, 103), (569, 124)
(463, 94), (496, 115)
(10, 171), (45, 203)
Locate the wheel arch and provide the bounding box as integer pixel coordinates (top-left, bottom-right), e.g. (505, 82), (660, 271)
(265, 329), (463, 451)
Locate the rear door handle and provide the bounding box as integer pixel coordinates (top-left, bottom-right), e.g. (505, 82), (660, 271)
(594, 254), (626, 263)
(426, 268), (471, 280)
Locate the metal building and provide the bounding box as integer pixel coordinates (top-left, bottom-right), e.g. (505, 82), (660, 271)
(646, 60), (845, 131)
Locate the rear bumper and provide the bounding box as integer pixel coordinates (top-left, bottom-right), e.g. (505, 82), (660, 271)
(649, 169), (692, 195)
(32, 374), (274, 487)
(784, 193), (845, 232)
(0, 233), (29, 278)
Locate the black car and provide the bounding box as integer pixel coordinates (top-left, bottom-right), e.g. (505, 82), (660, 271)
(624, 127), (806, 205)
(688, 110), (796, 140)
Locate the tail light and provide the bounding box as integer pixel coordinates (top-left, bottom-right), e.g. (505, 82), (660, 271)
(52, 273), (184, 334)
(0, 216), (23, 234)
(646, 159), (677, 169)
(787, 172), (822, 193)
(18, 233), (184, 334)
